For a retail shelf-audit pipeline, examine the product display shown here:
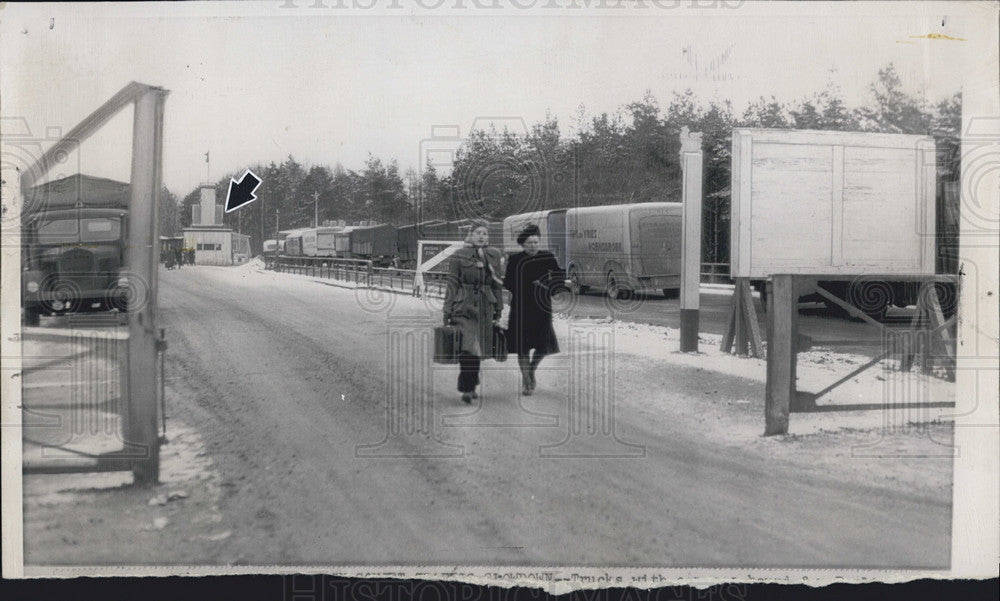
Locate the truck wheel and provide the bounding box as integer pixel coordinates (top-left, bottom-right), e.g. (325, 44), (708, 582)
(606, 272), (630, 300)
(24, 309), (40, 327)
(569, 267), (589, 294)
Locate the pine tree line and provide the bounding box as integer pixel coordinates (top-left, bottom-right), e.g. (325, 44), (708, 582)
(162, 64), (960, 260)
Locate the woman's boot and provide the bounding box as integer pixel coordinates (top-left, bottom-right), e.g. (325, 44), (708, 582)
(518, 355), (532, 396)
(529, 353), (544, 392)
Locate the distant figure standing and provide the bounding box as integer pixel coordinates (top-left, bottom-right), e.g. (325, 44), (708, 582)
(174, 247), (183, 269)
(442, 219), (504, 404)
(186, 249), (195, 265)
(503, 223), (561, 395)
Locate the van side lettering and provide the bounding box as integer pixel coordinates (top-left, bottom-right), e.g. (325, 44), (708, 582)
(588, 241), (622, 252)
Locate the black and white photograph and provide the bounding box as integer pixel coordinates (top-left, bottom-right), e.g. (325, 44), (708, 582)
(1, 0), (997, 587)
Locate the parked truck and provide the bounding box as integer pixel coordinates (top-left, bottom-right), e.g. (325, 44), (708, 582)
(21, 175), (132, 325)
(301, 226), (342, 257)
(349, 223), (397, 264)
(284, 229), (306, 257)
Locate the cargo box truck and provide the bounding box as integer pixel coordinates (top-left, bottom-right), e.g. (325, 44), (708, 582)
(302, 226), (341, 257)
(333, 226), (358, 257)
(349, 223), (398, 262)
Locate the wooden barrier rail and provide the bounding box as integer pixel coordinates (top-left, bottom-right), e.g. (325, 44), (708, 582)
(275, 255), (741, 300)
(274, 257), (451, 298)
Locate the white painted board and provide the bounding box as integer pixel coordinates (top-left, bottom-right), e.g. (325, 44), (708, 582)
(730, 128), (936, 278)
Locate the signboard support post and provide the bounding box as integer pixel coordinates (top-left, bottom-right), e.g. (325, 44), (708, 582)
(679, 127), (703, 353)
(765, 275), (796, 435)
(721, 278), (764, 357)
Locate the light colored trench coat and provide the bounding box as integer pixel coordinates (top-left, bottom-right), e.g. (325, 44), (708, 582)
(442, 244), (504, 358)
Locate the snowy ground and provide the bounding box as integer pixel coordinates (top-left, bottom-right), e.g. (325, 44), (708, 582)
(19, 259), (954, 568)
(228, 257), (955, 439)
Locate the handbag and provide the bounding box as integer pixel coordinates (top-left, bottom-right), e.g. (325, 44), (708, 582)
(433, 324), (462, 365)
(491, 325), (508, 362)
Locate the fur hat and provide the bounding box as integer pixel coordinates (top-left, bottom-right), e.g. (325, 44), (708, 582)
(464, 219), (491, 245)
(516, 223), (541, 246)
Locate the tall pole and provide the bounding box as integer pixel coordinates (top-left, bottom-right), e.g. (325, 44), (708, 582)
(205, 150), (210, 184)
(312, 190), (319, 227)
(679, 126), (703, 353)
(128, 86), (169, 484)
(276, 209), (280, 236)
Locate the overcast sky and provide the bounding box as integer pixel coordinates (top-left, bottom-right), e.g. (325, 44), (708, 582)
(1, 2), (978, 197)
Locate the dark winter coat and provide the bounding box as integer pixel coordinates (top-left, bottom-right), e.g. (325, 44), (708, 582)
(443, 244), (504, 358)
(503, 250), (561, 355)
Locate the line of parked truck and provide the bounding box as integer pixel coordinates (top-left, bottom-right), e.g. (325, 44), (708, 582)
(265, 202), (686, 299)
(265, 194), (954, 320)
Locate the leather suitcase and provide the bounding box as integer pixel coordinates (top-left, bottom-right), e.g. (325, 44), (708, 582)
(491, 325), (508, 362)
(433, 325), (462, 365)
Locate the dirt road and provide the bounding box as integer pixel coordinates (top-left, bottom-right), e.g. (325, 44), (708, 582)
(24, 264), (953, 568)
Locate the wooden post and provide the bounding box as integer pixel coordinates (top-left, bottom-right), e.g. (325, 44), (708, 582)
(679, 127), (703, 352)
(765, 275), (797, 436)
(127, 87), (168, 484)
(722, 278), (764, 357)
(902, 281), (956, 379)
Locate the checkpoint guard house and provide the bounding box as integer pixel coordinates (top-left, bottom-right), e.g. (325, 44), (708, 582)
(183, 184), (251, 266)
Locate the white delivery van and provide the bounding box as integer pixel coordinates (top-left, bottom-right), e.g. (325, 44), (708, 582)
(565, 202), (683, 298)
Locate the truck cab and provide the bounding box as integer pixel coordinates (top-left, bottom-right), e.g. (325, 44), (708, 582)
(22, 206), (130, 324)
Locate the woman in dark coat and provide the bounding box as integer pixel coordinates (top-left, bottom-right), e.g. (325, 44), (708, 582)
(503, 223), (561, 395)
(442, 220), (505, 404)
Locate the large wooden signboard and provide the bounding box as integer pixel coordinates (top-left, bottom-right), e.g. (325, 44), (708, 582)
(730, 129), (936, 278)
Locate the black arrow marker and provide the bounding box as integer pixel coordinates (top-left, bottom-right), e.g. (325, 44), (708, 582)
(225, 169), (262, 213)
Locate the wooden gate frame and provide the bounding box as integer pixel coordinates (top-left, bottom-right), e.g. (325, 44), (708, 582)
(21, 82), (169, 483)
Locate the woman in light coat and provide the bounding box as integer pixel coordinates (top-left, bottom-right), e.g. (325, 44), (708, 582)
(442, 220), (504, 404)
